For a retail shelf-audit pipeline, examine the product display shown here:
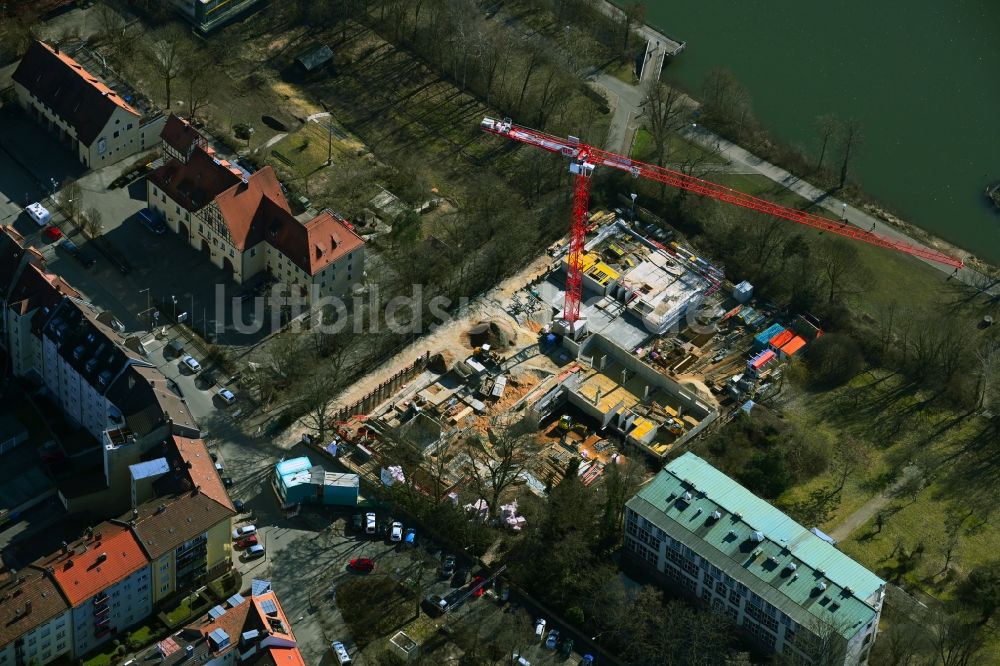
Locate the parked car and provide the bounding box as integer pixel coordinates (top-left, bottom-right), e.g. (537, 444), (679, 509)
(534, 618), (547, 640)
(246, 544), (265, 559)
(233, 525), (257, 539)
(237, 535), (258, 548)
(233, 499), (246, 513)
(330, 641), (352, 665)
(138, 208), (167, 234)
(167, 340), (184, 357)
(471, 575), (486, 598)
(512, 653), (531, 666)
(545, 629), (560, 650)
(348, 558), (375, 573)
(390, 521), (403, 542)
(559, 637), (575, 658)
(365, 512), (376, 535)
(214, 462), (224, 473)
(579, 655), (594, 666)
(222, 477), (234, 488)
(441, 554), (456, 578)
(352, 514), (363, 531)
(217, 388), (237, 405)
(42, 226), (62, 241)
(181, 355), (201, 373)
(404, 527), (416, 546)
(453, 567), (470, 587)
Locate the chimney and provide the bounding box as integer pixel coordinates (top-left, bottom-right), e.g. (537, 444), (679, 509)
(593, 387), (602, 406)
(25, 601), (32, 614)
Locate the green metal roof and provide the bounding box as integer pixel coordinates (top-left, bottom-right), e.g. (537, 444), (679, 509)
(627, 452), (885, 640)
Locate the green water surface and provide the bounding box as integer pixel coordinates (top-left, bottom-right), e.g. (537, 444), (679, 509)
(636, 0), (1000, 263)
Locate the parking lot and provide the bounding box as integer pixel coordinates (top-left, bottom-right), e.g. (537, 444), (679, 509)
(205, 422), (590, 666)
(0, 106), (269, 349)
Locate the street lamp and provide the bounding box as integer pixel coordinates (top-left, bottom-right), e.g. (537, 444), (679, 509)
(841, 203), (848, 221)
(171, 295), (177, 322)
(139, 288), (151, 328)
(629, 192), (638, 222)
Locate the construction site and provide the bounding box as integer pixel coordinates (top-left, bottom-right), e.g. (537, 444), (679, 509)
(286, 117), (961, 521)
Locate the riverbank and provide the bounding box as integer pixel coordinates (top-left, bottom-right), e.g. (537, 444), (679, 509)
(611, 0), (1000, 265)
(596, 0), (998, 290)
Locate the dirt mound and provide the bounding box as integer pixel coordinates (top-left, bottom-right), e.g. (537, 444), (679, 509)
(428, 351), (452, 373)
(467, 320), (515, 350)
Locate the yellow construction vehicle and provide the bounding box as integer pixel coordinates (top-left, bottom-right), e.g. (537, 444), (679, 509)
(557, 415), (573, 433)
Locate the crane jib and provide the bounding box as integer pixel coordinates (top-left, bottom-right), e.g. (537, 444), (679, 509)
(479, 117), (964, 271)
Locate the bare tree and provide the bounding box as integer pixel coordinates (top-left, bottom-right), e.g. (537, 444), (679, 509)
(465, 412), (534, 517)
(975, 340), (999, 412)
(815, 114), (840, 171)
(181, 60), (213, 121)
(147, 25), (187, 110)
(927, 608), (986, 666)
(60, 179), (83, 223)
(837, 118), (863, 188)
(819, 242), (870, 304)
(296, 371), (341, 443)
(643, 79), (685, 171)
(82, 207), (103, 237)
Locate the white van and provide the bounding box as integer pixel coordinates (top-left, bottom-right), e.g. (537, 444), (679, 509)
(330, 641), (351, 665)
(26, 203), (51, 226)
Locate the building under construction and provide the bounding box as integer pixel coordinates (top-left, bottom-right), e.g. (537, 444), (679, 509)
(534, 216), (720, 350)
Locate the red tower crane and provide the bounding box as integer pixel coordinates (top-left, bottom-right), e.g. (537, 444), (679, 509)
(480, 117), (963, 323)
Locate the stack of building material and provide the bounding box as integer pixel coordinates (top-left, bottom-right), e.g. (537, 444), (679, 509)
(464, 499), (489, 522)
(500, 500), (526, 531)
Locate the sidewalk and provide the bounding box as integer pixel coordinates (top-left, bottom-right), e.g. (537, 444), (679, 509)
(680, 125), (997, 295)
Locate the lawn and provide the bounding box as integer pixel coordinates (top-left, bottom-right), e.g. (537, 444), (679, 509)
(631, 128), (727, 165)
(81, 646), (118, 666)
(778, 370), (999, 604)
(163, 594), (198, 626)
(605, 58), (637, 85)
(127, 623), (158, 649)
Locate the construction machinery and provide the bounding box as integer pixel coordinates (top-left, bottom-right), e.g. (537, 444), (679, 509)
(480, 117), (963, 324)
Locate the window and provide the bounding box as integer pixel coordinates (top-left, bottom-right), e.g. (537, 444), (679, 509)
(250, 247), (256, 257)
(127, 123), (133, 130)
(176, 205), (181, 215)
(115, 118), (120, 125)
(113, 130), (120, 138)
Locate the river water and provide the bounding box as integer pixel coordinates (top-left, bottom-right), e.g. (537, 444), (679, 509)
(635, 0), (1000, 264)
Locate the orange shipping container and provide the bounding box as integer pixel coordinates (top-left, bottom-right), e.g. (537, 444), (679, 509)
(769, 330), (795, 348)
(781, 335), (807, 356)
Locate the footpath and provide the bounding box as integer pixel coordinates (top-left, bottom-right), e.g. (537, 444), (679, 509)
(586, 2), (999, 297)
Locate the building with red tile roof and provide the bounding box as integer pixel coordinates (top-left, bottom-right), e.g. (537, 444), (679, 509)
(160, 584), (306, 666)
(147, 115), (365, 303)
(12, 41), (166, 168)
(38, 522), (152, 657)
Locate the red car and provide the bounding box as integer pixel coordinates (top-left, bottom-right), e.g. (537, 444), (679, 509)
(349, 557), (376, 573)
(43, 226), (62, 241)
(471, 576), (486, 597)
(237, 535), (258, 548)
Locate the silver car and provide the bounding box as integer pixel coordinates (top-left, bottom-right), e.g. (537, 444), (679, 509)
(181, 355), (201, 373)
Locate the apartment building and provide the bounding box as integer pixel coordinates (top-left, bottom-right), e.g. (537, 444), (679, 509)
(12, 41), (165, 168)
(0, 569), (73, 666)
(159, 582), (305, 666)
(33, 522), (153, 658)
(624, 453), (885, 665)
(0, 228), (78, 381)
(123, 435), (235, 604)
(148, 115), (365, 303)
(0, 436), (235, 663)
(0, 230), (199, 514)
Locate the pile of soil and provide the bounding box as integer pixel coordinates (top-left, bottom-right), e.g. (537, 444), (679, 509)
(467, 320), (515, 350)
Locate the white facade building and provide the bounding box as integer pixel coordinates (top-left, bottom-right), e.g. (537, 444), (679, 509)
(625, 453), (885, 665)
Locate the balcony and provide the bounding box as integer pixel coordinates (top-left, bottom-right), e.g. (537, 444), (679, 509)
(93, 594), (109, 606)
(93, 605), (110, 618)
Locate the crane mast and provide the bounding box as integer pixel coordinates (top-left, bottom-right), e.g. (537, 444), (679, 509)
(480, 117), (963, 323)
